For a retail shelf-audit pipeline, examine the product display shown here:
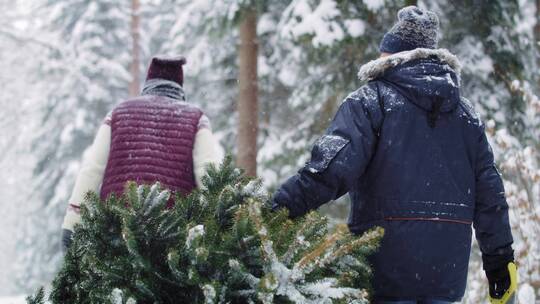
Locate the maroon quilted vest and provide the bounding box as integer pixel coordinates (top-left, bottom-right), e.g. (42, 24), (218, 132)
(100, 95), (203, 205)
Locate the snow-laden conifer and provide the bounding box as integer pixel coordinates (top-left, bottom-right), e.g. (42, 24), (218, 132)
(28, 157), (383, 303)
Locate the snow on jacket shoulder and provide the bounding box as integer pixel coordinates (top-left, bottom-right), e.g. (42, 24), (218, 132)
(272, 83), (384, 218)
(272, 48), (513, 302)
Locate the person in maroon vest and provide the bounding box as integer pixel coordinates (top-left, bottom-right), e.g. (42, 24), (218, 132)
(61, 56), (222, 250)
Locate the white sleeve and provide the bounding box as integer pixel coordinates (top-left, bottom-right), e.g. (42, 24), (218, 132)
(193, 126), (224, 188)
(61, 123), (111, 231)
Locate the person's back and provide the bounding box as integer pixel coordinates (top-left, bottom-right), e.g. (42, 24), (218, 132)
(273, 6), (515, 304)
(61, 56), (222, 249)
(352, 52), (506, 301)
(100, 88), (204, 204)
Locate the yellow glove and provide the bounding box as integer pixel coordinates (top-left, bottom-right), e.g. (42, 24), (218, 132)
(489, 262), (518, 304)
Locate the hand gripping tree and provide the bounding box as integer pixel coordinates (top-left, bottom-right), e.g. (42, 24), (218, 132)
(27, 157), (383, 304)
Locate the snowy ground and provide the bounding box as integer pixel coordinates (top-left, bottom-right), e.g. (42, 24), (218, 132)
(0, 297), (25, 304)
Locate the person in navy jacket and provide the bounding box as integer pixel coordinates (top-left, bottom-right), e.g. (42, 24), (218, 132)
(272, 6), (514, 304)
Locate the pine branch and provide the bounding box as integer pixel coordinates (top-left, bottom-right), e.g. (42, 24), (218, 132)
(33, 156), (382, 303)
(25, 287), (45, 304)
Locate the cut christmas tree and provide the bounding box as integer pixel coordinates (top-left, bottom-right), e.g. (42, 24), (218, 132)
(29, 157), (383, 304)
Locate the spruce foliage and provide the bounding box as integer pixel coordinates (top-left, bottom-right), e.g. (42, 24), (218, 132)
(25, 287), (45, 304)
(28, 157), (383, 303)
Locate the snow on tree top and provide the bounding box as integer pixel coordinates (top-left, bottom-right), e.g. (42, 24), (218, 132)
(280, 0), (344, 47)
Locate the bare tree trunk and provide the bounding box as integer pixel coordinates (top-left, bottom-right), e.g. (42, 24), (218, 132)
(128, 0), (141, 97)
(236, 9), (258, 177)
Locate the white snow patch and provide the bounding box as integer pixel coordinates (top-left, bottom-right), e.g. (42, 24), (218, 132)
(518, 283), (535, 303)
(281, 0), (345, 47)
(0, 297), (26, 304)
(455, 37), (493, 81)
(110, 289), (136, 304)
(299, 278), (363, 299)
(258, 13), (276, 34)
(186, 225), (205, 249)
(444, 73), (456, 87)
(243, 180), (266, 199)
(363, 0), (385, 11)
(344, 19), (366, 37)
(202, 284), (216, 304)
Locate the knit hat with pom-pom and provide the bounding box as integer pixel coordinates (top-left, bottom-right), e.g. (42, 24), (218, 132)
(380, 6), (439, 54)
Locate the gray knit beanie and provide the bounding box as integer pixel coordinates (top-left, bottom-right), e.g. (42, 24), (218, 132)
(379, 6), (439, 53)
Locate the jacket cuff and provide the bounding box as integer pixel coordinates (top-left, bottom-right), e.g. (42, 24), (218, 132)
(271, 189), (285, 211)
(482, 244), (514, 272)
(271, 196), (286, 213)
(271, 188), (299, 218)
(62, 207), (82, 231)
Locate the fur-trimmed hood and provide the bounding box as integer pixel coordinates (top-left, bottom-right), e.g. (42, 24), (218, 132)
(359, 48), (462, 114)
(357, 48), (461, 82)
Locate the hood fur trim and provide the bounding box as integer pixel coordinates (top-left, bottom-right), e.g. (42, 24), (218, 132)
(357, 48), (461, 82)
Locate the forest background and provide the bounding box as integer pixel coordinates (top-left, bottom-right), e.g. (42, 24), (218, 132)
(0, 0), (539, 302)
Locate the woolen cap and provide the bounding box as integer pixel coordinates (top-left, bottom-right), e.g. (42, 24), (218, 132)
(380, 6), (439, 54)
(146, 56), (187, 86)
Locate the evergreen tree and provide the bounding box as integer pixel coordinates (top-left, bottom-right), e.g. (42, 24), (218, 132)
(260, 0), (403, 187)
(29, 157), (383, 303)
(0, 0), (56, 295)
(166, 0), (391, 185)
(162, 0), (241, 153)
(463, 73), (540, 304)
(9, 0), (538, 301)
(15, 0), (134, 292)
(425, 0), (532, 134)
(26, 288), (45, 304)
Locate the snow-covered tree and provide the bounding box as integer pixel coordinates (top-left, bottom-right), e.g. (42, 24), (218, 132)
(259, 0), (401, 187)
(159, 0), (402, 187)
(426, 0), (533, 134)
(5, 1), (538, 301)
(14, 0), (134, 292)
(464, 81), (540, 304)
(0, 0), (52, 295)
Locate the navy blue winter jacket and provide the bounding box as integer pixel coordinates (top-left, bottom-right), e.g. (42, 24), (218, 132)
(272, 49), (513, 302)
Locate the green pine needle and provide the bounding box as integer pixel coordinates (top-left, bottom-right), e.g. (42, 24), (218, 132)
(29, 155), (382, 304)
